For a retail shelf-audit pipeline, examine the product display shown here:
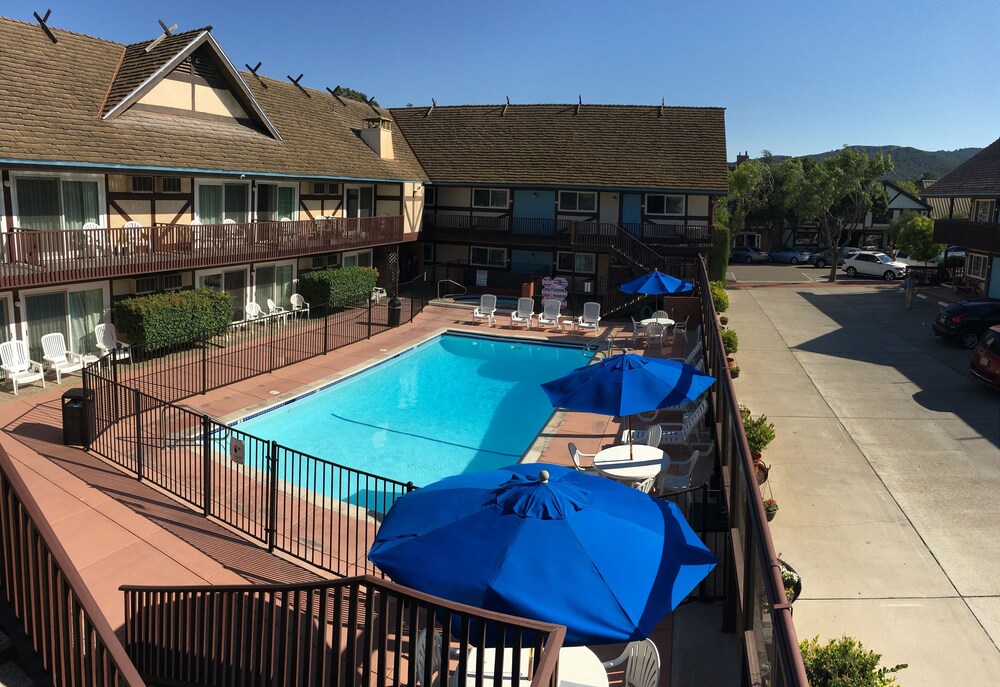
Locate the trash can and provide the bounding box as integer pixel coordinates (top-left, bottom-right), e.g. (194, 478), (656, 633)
(387, 297), (402, 327)
(62, 388), (95, 446)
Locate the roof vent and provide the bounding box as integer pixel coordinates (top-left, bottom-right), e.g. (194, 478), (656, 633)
(361, 117), (394, 159)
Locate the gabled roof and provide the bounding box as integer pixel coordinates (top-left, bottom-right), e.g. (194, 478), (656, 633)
(921, 138), (1000, 198)
(0, 17), (427, 181)
(389, 104), (728, 193)
(884, 181), (931, 211)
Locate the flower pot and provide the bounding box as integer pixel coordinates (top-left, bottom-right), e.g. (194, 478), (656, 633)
(730, 367), (740, 378)
(754, 458), (770, 485)
(766, 509), (776, 522)
(778, 558), (802, 603)
(727, 356), (736, 367)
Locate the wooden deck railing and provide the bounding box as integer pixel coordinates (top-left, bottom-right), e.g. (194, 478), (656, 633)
(121, 575), (566, 687)
(933, 218), (1000, 253)
(0, 215), (404, 288)
(0, 445), (146, 686)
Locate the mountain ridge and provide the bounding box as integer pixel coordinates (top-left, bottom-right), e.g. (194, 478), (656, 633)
(739, 145), (981, 183)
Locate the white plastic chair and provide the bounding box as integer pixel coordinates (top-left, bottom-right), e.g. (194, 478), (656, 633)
(602, 638), (660, 687)
(567, 442), (597, 472)
(82, 221), (106, 257)
(652, 309), (670, 320)
(510, 297), (536, 330)
(537, 298), (565, 330)
(290, 293), (310, 318)
(41, 333), (85, 384)
(123, 220), (149, 253)
(622, 423), (662, 447)
(672, 315), (691, 341)
(658, 399), (710, 445)
(644, 321), (667, 349)
(630, 316), (647, 345)
(0, 340), (46, 395)
(371, 287), (388, 304)
(576, 301), (601, 334)
(245, 302), (265, 325)
(472, 294), (497, 327)
(656, 449), (703, 494)
(95, 323), (131, 363)
(266, 298), (289, 326)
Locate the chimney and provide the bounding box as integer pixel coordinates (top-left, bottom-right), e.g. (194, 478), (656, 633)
(735, 150), (750, 165)
(360, 117), (394, 160)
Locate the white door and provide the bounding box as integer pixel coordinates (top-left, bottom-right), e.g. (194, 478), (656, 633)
(599, 192), (619, 225)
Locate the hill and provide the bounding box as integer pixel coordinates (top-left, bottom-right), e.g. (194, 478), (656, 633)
(759, 146), (981, 183)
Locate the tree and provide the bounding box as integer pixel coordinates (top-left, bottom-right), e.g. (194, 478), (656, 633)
(784, 148), (893, 282)
(334, 86), (378, 106)
(896, 214), (942, 264)
(894, 180), (921, 197)
(726, 158), (771, 237)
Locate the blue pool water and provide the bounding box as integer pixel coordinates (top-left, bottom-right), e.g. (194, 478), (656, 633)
(234, 333), (588, 489)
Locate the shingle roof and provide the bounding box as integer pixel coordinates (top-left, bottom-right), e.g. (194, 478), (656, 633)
(921, 137), (1000, 197)
(0, 17), (427, 181)
(102, 27), (208, 116)
(389, 104), (729, 193)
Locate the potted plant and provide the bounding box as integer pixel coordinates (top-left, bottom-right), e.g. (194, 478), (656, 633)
(779, 558), (802, 602)
(730, 363), (740, 378)
(763, 498), (778, 521)
(740, 403), (775, 460)
(800, 635), (907, 685)
(721, 328), (739, 355)
(719, 315), (729, 326)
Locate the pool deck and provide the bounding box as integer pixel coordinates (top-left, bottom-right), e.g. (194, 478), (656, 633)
(0, 304), (704, 682)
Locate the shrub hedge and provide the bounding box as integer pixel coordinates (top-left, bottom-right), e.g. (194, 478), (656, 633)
(114, 289), (233, 350)
(708, 225), (731, 281)
(299, 266), (379, 308)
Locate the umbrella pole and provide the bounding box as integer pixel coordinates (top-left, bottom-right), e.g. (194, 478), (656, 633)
(629, 415), (633, 460)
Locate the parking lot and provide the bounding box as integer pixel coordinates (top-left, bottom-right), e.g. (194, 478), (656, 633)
(730, 283), (1000, 685)
(725, 260), (909, 285)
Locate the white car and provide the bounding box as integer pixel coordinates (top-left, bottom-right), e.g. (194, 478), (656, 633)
(842, 251), (908, 280)
(894, 251), (939, 268)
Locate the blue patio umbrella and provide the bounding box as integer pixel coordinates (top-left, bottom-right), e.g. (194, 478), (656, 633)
(619, 269), (694, 296)
(368, 463), (717, 646)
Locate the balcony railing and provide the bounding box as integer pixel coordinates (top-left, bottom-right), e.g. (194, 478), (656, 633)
(422, 213), (712, 249)
(934, 218), (1000, 253)
(0, 216), (404, 288)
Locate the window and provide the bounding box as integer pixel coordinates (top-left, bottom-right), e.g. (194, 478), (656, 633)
(556, 251), (596, 273)
(131, 176), (154, 193)
(345, 185), (374, 218)
(22, 285), (106, 361)
(342, 250), (373, 268)
(470, 246), (507, 268)
(163, 273), (183, 290)
(14, 174), (103, 230)
(472, 188), (508, 209)
(135, 276), (156, 294)
(254, 263), (295, 308)
(161, 177), (182, 193)
(645, 194), (685, 216)
(196, 182), (249, 224)
(967, 253), (988, 279)
(313, 182), (340, 196)
(973, 200), (995, 224)
(257, 183), (297, 221)
(425, 187), (437, 207)
(558, 191), (597, 212)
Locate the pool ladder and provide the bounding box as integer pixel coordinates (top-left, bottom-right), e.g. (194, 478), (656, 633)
(437, 279), (468, 300)
(585, 332), (630, 360)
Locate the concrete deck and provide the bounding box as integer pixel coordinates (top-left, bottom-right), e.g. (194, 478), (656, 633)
(730, 281), (1000, 685)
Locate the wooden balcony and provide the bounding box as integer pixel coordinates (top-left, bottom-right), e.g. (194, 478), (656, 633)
(934, 218), (1000, 254)
(422, 213), (712, 250)
(0, 216), (404, 288)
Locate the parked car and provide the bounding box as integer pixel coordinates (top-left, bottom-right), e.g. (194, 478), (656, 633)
(768, 247), (811, 264)
(808, 247), (860, 268)
(945, 246), (967, 260)
(894, 251), (939, 268)
(730, 246), (770, 264)
(842, 251), (908, 280)
(970, 325), (1000, 390)
(933, 299), (1000, 349)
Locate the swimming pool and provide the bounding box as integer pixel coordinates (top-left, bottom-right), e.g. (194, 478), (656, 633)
(234, 332), (587, 489)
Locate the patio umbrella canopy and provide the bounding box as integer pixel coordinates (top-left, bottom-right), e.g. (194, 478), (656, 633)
(368, 464), (717, 646)
(540, 352), (715, 418)
(619, 269), (693, 296)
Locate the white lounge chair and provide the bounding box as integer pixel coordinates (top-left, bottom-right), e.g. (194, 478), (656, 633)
(567, 442), (597, 472)
(602, 639), (660, 687)
(0, 340), (46, 395)
(576, 301), (601, 334)
(290, 293), (310, 318)
(95, 323), (131, 363)
(472, 294), (497, 327)
(510, 297), (536, 330)
(537, 298), (566, 330)
(41, 332), (85, 384)
(658, 399), (710, 445)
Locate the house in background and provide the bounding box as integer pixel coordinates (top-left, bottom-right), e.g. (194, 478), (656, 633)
(0, 17), (427, 359)
(924, 137), (1000, 297)
(390, 103), (728, 303)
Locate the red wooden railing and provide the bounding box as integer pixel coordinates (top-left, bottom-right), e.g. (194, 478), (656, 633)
(0, 216), (404, 288)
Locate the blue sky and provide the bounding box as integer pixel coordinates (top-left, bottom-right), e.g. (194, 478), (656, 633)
(26, 0), (1000, 159)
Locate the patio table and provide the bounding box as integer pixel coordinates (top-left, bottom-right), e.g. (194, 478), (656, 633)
(639, 316), (675, 327)
(592, 444), (663, 484)
(462, 645), (609, 687)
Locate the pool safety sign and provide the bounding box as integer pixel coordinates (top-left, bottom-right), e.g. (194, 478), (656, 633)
(230, 437), (245, 465)
(476, 270), (488, 287)
(541, 276), (569, 307)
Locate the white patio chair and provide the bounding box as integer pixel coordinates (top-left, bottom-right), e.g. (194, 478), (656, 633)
(622, 423), (662, 447)
(568, 442), (597, 472)
(41, 332), (85, 384)
(0, 340), (45, 395)
(671, 315), (691, 341)
(95, 323), (131, 364)
(371, 286), (388, 304)
(510, 297), (536, 330)
(472, 294), (497, 327)
(245, 302), (265, 325)
(266, 298), (289, 326)
(656, 449), (703, 494)
(630, 316), (647, 345)
(290, 293), (310, 318)
(537, 298), (565, 330)
(644, 321), (667, 349)
(602, 638), (660, 687)
(123, 220), (149, 253)
(652, 309), (670, 320)
(576, 301), (601, 334)
(82, 221), (106, 258)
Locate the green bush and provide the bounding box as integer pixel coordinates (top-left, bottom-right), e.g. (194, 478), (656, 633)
(299, 266), (379, 308)
(800, 636), (906, 686)
(707, 225), (731, 281)
(721, 328), (738, 355)
(710, 281), (730, 313)
(114, 289), (233, 350)
(740, 403), (775, 455)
